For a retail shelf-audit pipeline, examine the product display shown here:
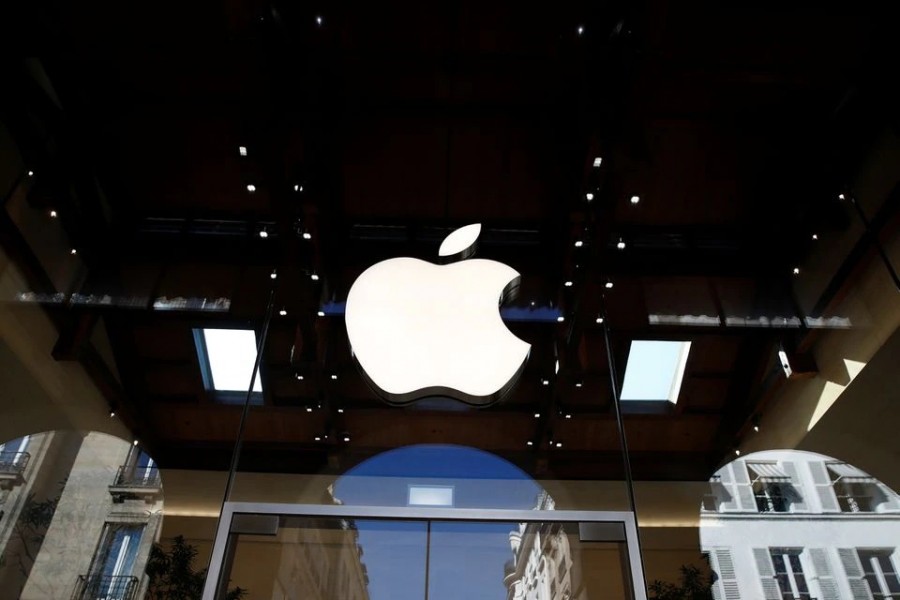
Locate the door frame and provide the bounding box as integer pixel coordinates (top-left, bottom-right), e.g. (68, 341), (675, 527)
(201, 501), (647, 600)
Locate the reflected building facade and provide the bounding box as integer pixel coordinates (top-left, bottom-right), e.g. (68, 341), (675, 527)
(701, 450), (900, 600)
(0, 432), (163, 600)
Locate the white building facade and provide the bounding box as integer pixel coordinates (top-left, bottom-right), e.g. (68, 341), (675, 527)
(701, 450), (900, 600)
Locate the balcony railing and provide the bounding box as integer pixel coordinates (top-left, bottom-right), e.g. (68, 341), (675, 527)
(0, 452), (30, 488)
(108, 465), (161, 502)
(72, 575), (139, 600)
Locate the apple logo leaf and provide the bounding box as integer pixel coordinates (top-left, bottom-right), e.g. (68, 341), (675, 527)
(438, 223), (481, 261)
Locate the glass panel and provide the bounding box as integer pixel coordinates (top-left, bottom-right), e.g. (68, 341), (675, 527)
(223, 515), (633, 600)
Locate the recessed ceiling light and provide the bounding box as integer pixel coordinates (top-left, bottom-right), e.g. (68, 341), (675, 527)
(541, 378), (549, 386)
(27, 170), (34, 177)
(315, 436), (321, 441)
(330, 374), (338, 380)
(316, 15), (323, 26)
(239, 146), (247, 156)
(343, 436), (350, 442)
(306, 407), (313, 412)
(555, 442), (563, 448)
(294, 184), (303, 192)
(337, 408), (344, 413)
(246, 184), (256, 193)
(302, 231), (312, 240)
(49, 210), (57, 218)
(616, 239), (626, 250)
(753, 424), (760, 433)
(574, 240), (583, 248)
(109, 410), (116, 418)
(279, 309), (287, 316)
(585, 192), (594, 201)
(526, 440), (533, 446)
(565, 413), (572, 419)
(811, 233), (818, 240)
(564, 280), (573, 287)
(534, 413), (541, 418)
(310, 273), (319, 281)
(556, 315), (565, 323)
(296, 374), (304, 380)
(258, 229), (268, 239)
(630, 195), (640, 204)
(577, 25), (584, 35)
(270, 270), (277, 279)
(734, 448), (741, 456)
(793, 267), (800, 275)
(70, 248), (77, 255)
(575, 382), (583, 388)
(593, 157), (602, 167)
(595, 316), (604, 324)
(133, 439), (139, 446)
(838, 193), (845, 200)
(317, 310), (325, 317)
(605, 280), (614, 289)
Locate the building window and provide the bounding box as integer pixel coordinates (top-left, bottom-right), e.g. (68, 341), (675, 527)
(827, 463), (881, 512)
(770, 548), (811, 600)
(747, 462), (799, 513)
(857, 550), (900, 600)
(81, 523), (144, 600)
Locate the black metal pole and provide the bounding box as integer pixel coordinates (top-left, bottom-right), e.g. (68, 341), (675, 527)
(212, 288), (276, 597)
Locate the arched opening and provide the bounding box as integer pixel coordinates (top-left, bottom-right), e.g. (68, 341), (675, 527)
(0, 430), (164, 600)
(700, 449), (900, 600)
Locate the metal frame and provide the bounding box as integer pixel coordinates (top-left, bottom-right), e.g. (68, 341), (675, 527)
(201, 501), (647, 600)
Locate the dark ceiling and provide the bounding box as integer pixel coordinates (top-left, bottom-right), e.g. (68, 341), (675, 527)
(1, 0), (897, 480)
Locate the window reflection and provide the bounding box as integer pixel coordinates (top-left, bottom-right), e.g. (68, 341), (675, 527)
(701, 450), (900, 600)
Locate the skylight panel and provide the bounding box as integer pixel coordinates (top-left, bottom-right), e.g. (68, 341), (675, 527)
(201, 328), (262, 393)
(620, 340), (691, 403)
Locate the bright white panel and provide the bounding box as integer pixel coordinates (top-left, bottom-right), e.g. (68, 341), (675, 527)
(408, 485), (454, 507)
(202, 329), (263, 392)
(620, 340), (691, 403)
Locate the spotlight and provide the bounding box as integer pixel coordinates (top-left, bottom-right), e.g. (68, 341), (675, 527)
(109, 410), (116, 418)
(838, 193), (845, 200)
(574, 240), (583, 248)
(595, 316), (604, 324)
(556, 315), (565, 323)
(534, 413), (541, 418)
(133, 439), (139, 446)
(317, 310), (325, 317)
(343, 435), (351, 443)
(575, 382), (583, 388)
(734, 448), (741, 456)
(577, 25), (584, 35)
(555, 442), (563, 448)
(541, 378), (550, 386)
(630, 195), (640, 205)
(270, 270), (277, 279)
(605, 280), (614, 289)
(585, 192), (594, 201)
(812, 233), (818, 240)
(316, 15), (323, 26)
(564, 280), (573, 287)
(239, 146), (248, 156)
(526, 440), (534, 447)
(295, 374), (304, 380)
(753, 424), (760, 433)
(330, 374), (338, 380)
(27, 170), (34, 177)
(302, 231), (312, 240)
(258, 228), (268, 239)
(315, 436), (321, 441)
(616, 238), (626, 250)
(306, 407), (313, 413)
(793, 267), (800, 275)
(593, 157), (602, 167)
(246, 184), (256, 193)
(337, 408), (344, 414)
(279, 309), (287, 316)
(49, 210), (58, 218)
(70, 249), (77, 255)
(294, 184), (302, 192)
(565, 414), (572, 419)
(310, 273), (319, 281)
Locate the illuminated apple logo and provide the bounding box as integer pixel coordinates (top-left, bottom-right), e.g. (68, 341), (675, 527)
(345, 224), (531, 406)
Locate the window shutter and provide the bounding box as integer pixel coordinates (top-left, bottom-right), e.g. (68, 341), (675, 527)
(838, 548), (873, 600)
(710, 548), (741, 600)
(732, 461), (756, 511)
(876, 483), (900, 512)
(808, 461), (840, 512)
(808, 548), (839, 600)
(752, 548), (781, 600)
(781, 461), (808, 512)
(718, 465), (739, 512)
